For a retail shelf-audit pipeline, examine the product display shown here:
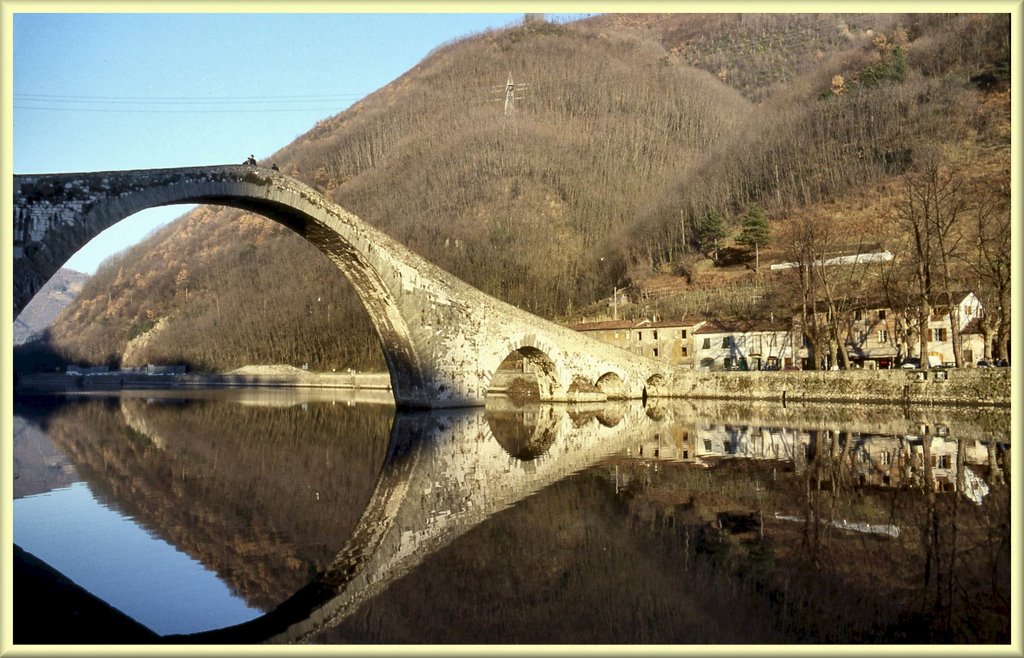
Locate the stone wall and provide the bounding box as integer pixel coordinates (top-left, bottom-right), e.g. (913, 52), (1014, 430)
(14, 371), (393, 393)
(668, 367), (1011, 407)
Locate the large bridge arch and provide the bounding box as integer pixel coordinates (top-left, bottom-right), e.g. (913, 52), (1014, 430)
(15, 165), (678, 408)
(13, 166), (431, 406)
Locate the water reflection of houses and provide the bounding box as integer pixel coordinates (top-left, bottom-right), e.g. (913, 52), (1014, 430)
(625, 423), (1006, 502)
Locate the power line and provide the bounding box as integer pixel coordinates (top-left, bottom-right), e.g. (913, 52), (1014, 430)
(13, 90), (373, 114)
(17, 58), (686, 116)
(14, 105), (345, 114)
(14, 91), (371, 102)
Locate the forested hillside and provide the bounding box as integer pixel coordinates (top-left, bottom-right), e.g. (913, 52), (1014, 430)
(44, 13), (1011, 372)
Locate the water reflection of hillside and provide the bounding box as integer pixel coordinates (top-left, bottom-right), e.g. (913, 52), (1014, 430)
(12, 415), (78, 499)
(33, 395), (391, 612)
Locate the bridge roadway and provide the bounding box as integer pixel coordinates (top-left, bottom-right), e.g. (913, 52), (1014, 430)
(13, 165), (671, 408)
(168, 398), (665, 643)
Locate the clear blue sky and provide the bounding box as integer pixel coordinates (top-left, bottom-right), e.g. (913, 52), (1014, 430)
(13, 11), (591, 274)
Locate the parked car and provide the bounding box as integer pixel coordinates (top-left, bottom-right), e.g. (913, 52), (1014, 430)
(976, 360), (992, 368)
(900, 358), (921, 369)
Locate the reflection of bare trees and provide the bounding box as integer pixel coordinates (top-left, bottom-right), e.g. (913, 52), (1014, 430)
(796, 430), (1010, 642)
(610, 401), (1010, 643)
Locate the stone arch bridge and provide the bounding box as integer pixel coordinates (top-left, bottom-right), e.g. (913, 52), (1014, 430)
(13, 166), (671, 408)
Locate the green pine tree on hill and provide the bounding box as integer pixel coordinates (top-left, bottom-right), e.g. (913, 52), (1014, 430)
(735, 204), (771, 272)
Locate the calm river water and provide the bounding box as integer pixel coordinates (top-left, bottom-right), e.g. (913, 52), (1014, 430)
(12, 388), (1011, 644)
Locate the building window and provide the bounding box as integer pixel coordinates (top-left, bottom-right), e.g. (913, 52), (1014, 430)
(722, 337), (731, 348)
(964, 349), (973, 363)
(878, 309), (887, 320)
(681, 329), (687, 339)
(750, 336), (762, 354)
(702, 338), (711, 349)
(877, 329), (889, 343)
(931, 328), (948, 342)
(653, 330), (658, 340)
(637, 331), (642, 341)
(681, 346), (688, 357)
(653, 348), (660, 358)
(724, 357), (733, 369)
(854, 310), (863, 321)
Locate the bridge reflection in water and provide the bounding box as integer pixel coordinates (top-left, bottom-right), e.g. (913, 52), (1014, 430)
(13, 392), (1011, 644)
(179, 396), (665, 643)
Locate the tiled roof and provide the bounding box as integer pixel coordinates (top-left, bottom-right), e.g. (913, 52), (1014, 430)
(571, 318), (704, 332)
(571, 319), (634, 332)
(645, 319), (704, 329)
(693, 319), (791, 334)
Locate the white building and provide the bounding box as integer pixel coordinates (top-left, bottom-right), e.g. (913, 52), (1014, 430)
(693, 319), (796, 371)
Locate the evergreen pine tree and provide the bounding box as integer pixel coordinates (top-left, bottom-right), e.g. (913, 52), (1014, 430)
(697, 209), (727, 263)
(736, 204), (771, 271)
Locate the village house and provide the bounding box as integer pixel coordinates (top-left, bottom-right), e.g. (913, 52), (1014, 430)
(838, 303), (907, 368)
(840, 291), (986, 368)
(568, 319), (634, 351)
(632, 318), (703, 367)
(925, 291), (987, 366)
(571, 317), (704, 368)
(692, 319), (797, 371)
(572, 292), (988, 371)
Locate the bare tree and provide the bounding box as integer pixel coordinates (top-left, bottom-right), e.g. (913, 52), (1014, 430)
(892, 153), (971, 367)
(961, 179), (1011, 362)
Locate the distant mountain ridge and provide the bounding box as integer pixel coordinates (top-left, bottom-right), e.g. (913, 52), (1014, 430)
(14, 268), (88, 346)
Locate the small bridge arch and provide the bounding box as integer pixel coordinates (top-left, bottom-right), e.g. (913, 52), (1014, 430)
(485, 334), (569, 402)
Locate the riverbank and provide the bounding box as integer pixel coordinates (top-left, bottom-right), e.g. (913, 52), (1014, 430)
(14, 365), (392, 394)
(666, 367), (1011, 408)
(13, 364), (1011, 408)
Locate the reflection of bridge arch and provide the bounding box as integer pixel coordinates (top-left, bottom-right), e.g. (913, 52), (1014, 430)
(15, 166), (672, 408)
(485, 399), (562, 460)
(173, 401), (665, 644)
